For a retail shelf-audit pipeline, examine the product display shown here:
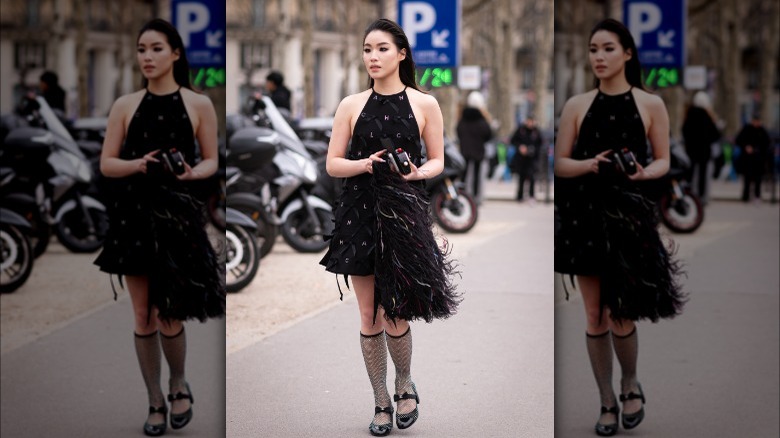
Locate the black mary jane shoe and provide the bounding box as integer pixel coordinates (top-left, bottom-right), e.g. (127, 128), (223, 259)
(369, 406), (394, 437)
(595, 405), (619, 437)
(620, 382), (646, 430)
(394, 382), (420, 430)
(168, 382), (194, 430)
(143, 405), (168, 437)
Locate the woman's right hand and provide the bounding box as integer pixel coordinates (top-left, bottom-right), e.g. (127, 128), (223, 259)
(364, 149), (387, 175)
(588, 150), (613, 174)
(136, 150), (161, 174)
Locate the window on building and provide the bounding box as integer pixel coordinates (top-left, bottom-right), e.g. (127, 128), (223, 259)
(240, 42), (272, 71)
(26, 0), (40, 27)
(253, 0), (266, 27)
(14, 42), (46, 70)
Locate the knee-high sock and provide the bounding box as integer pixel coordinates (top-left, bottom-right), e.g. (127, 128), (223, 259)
(134, 331), (165, 407)
(160, 327), (187, 392)
(360, 331), (391, 422)
(586, 330), (616, 408)
(386, 327), (416, 414)
(612, 326), (638, 395)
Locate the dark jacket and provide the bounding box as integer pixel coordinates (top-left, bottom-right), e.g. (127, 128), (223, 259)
(734, 123), (771, 175)
(681, 106), (720, 162)
(269, 85), (291, 111)
(509, 124), (543, 172)
(456, 107), (492, 161)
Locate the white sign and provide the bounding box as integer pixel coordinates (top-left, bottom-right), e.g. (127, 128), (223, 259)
(458, 65), (481, 90)
(684, 66), (707, 90)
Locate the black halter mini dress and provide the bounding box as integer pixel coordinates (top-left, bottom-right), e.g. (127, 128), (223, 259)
(319, 88), (460, 323)
(554, 88), (685, 322)
(94, 89), (225, 322)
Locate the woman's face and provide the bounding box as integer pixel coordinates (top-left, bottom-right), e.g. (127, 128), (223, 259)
(363, 30), (406, 82)
(137, 30), (179, 82)
(589, 30), (631, 83)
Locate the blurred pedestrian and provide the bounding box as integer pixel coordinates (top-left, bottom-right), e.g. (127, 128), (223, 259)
(265, 70), (291, 111)
(39, 70), (66, 112)
(509, 116), (543, 202)
(554, 18), (685, 437)
(681, 91), (721, 202)
(456, 91), (492, 203)
(319, 18), (460, 437)
(94, 18), (225, 436)
(734, 112), (771, 202)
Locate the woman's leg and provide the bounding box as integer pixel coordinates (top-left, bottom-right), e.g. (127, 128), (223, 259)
(382, 315), (418, 427)
(578, 276), (617, 426)
(352, 275), (392, 429)
(158, 316), (191, 418)
(608, 319), (642, 416)
(126, 275), (165, 426)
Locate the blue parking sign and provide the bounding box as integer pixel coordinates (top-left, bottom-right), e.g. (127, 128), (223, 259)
(171, 0), (225, 67)
(623, 0), (686, 68)
(398, 0), (461, 67)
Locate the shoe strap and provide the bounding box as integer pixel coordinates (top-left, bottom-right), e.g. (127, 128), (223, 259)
(394, 392), (419, 403)
(374, 406), (394, 414)
(620, 392), (643, 402)
(168, 391), (194, 403)
(149, 405), (168, 414)
(600, 405), (619, 414)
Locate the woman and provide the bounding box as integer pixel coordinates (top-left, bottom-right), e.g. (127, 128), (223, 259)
(319, 18), (460, 437)
(681, 91), (721, 203)
(554, 19), (685, 436)
(456, 93), (492, 202)
(94, 18), (225, 436)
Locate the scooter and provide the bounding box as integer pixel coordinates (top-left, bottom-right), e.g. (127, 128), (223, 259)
(658, 140), (705, 233)
(1, 96), (108, 254)
(225, 207), (260, 293)
(0, 168), (35, 293)
(423, 136), (479, 233)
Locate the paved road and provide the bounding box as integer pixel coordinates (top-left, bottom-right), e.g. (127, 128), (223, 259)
(226, 199), (554, 438)
(554, 201), (780, 437)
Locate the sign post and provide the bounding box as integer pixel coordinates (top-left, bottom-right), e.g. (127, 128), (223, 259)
(171, 0), (226, 88)
(623, 0), (686, 88)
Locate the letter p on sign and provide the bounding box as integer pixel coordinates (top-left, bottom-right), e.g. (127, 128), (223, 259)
(402, 2), (436, 47)
(176, 2), (210, 47)
(627, 2), (661, 48)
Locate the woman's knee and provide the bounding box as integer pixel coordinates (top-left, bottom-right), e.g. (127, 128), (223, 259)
(585, 307), (609, 332)
(157, 317), (183, 336)
(133, 308), (157, 333)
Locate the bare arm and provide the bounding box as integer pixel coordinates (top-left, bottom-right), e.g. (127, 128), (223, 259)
(180, 94), (218, 180)
(100, 95), (158, 177)
(325, 95), (385, 178)
(553, 95), (610, 177)
(406, 95), (444, 181)
(629, 95), (670, 181)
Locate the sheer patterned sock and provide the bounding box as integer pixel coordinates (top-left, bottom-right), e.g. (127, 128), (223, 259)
(386, 327), (417, 416)
(586, 330), (617, 424)
(612, 327), (641, 413)
(160, 327), (190, 414)
(360, 331), (392, 426)
(134, 331), (165, 424)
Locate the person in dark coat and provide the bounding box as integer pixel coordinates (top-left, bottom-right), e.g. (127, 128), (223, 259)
(39, 71), (66, 112)
(456, 105), (492, 199)
(681, 91), (721, 202)
(509, 117), (543, 201)
(734, 112), (771, 202)
(265, 71), (292, 111)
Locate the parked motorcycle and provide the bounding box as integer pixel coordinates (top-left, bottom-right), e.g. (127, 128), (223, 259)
(230, 95), (334, 253)
(225, 207), (260, 293)
(425, 137), (479, 233)
(0, 168), (35, 293)
(1, 96), (108, 253)
(658, 140), (705, 233)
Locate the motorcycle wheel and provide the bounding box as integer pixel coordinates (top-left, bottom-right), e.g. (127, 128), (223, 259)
(228, 197), (278, 259)
(207, 179), (227, 231)
(226, 223), (260, 293)
(659, 187), (704, 233)
(0, 224), (34, 293)
(281, 206), (333, 253)
(55, 205), (108, 253)
(432, 187), (479, 233)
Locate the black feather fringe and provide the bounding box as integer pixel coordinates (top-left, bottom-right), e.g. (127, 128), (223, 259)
(599, 181), (687, 322)
(370, 162), (462, 323)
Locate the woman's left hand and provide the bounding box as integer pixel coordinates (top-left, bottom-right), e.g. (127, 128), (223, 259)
(628, 162), (651, 181)
(402, 162), (429, 181)
(176, 162), (201, 181)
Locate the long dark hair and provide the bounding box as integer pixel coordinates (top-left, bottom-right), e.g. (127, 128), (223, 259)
(137, 18), (193, 90)
(589, 18), (645, 90)
(363, 19), (420, 91)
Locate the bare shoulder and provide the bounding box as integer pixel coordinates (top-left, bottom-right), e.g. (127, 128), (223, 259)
(566, 89), (598, 111)
(112, 89), (145, 113)
(632, 88), (666, 111)
(406, 87), (439, 110)
(180, 87), (214, 110)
